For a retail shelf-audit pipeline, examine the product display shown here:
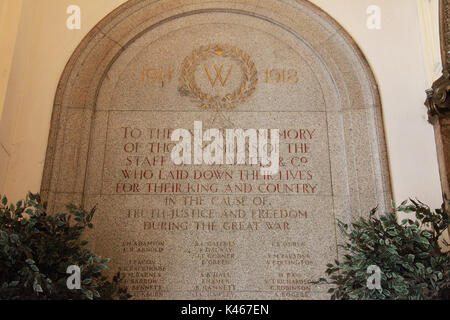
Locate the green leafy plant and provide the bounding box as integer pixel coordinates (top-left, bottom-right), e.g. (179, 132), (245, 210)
(319, 198), (449, 300)
(0, 192), (131, 300)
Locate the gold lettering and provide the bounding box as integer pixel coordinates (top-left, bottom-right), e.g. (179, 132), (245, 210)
(265, 69), (299, 84)
(141, 67), (172, 86)
(203, 64), (233, 87)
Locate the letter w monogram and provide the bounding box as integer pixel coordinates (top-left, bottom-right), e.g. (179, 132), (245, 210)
(204, 64), (233, 87)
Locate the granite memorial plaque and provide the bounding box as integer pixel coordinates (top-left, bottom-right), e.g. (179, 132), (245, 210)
(42, 0), (392, 299)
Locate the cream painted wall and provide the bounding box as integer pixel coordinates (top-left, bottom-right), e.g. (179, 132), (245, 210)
(0, 0), (23, 188)
(0, 0), (444, 211)
(0, 0), (127, 200)
(416, 0), (441, 85)
(0, 0), (22, 116)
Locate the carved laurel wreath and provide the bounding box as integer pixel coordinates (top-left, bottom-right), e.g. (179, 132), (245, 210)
(178, 44), (258, 109)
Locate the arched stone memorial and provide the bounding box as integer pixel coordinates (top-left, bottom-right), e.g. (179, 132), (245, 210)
(41, 0), (392, 299)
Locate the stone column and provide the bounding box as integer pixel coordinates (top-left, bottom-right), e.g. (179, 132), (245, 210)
(425, 0), (450, 235)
